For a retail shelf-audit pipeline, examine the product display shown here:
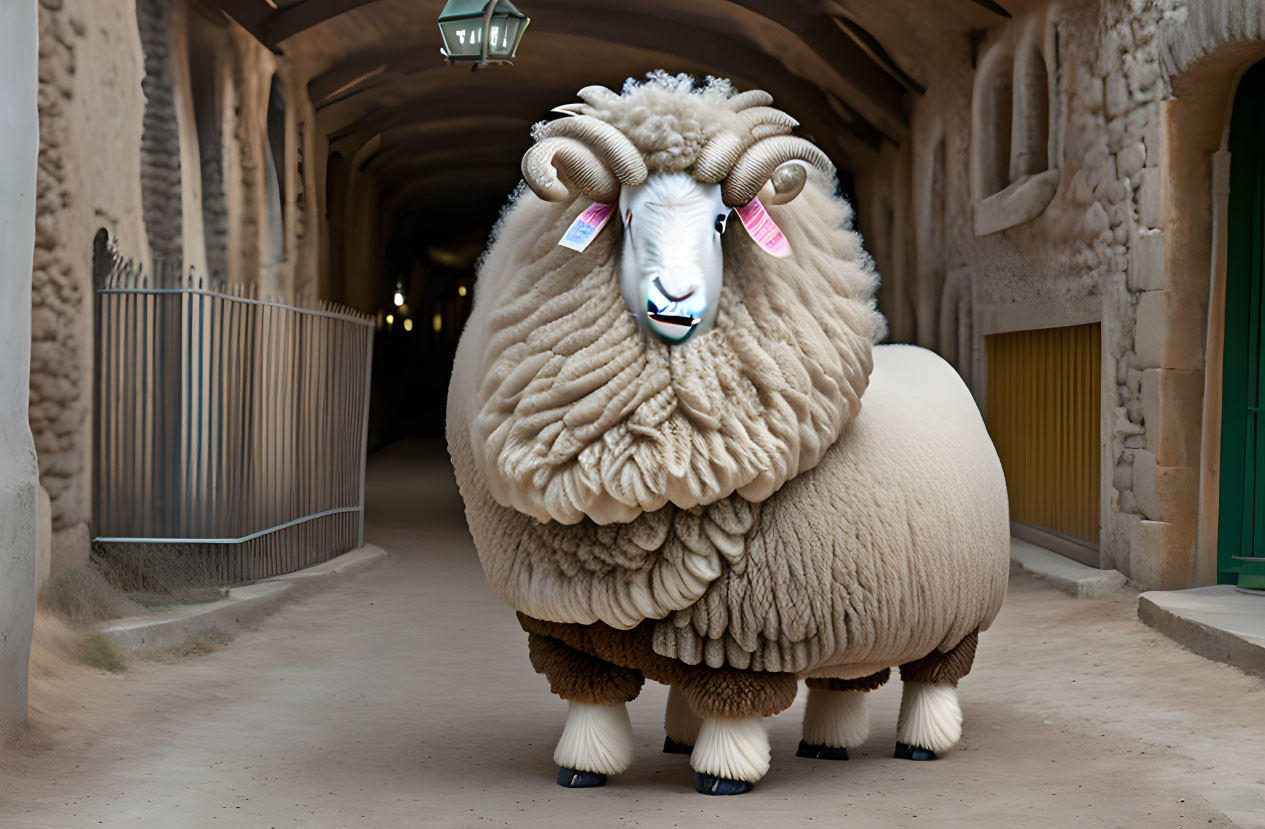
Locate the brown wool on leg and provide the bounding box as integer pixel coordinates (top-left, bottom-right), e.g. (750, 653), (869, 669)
(678, 667), (799, 719)
(898, 630), (978, 687)
(519, 613), (798, 719)
(527, 632), (645, 705)
(805, 668), (892, 693)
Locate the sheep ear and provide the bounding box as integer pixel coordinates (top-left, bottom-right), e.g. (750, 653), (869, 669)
(734, 197), (791, 258)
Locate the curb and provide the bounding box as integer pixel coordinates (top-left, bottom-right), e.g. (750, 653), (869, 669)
(1138, 586), (1265, 679)
(99, 544), (388, 655)
(1009, 537), (1128, 597)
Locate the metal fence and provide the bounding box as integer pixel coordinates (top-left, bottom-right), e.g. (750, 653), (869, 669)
(93, 253), (374, 587)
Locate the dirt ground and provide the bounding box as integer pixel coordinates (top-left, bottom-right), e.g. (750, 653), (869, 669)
(2, 439), (1264, 828)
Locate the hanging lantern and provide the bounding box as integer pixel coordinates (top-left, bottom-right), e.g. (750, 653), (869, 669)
(438, 0), (530, 68)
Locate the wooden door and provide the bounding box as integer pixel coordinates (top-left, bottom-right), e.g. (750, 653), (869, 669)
(1217, 60), (1265, 589)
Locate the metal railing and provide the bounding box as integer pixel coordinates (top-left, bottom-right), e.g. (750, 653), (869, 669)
(92, 253), (374, 587)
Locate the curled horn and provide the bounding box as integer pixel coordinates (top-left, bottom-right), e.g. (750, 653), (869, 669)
(726, 89), (774, 111)
(577, 84), (623, 109)
(695, 106), (798, 183)
(722, 135), (834, 207)
(738, 107), (798, 139)
(521, 114), (647, 203)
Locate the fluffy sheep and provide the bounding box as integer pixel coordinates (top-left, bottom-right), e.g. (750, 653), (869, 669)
(447, 72), (1010, 796)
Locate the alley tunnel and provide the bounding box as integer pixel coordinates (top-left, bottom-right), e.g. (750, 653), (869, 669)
(13, 0), (1258, 595)
(269, 0), (955, 445)
(10, 0), (1265, 821)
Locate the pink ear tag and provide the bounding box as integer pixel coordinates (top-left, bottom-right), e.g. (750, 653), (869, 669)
(735, 197), (791, 258)
(558, 202), (615, 252)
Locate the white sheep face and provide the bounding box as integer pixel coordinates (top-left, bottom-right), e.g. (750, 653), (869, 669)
(617, 172), (731, 344)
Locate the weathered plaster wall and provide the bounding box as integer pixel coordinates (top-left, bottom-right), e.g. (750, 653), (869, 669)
(1, 0), (41, 736)
(205, 15), (320, 298)
(32, 0), (148, 570)
(30, 2), (327, 573)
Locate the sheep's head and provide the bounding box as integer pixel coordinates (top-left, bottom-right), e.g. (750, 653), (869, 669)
(521, 85), (832, 343)
(468, 74), (884, 526)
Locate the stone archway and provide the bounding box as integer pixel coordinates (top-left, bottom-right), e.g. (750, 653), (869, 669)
(1159, 10), (1265, 586)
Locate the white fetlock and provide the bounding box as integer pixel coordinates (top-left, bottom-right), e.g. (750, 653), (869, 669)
(690, 717), (771, 783)
(803, 687), (870, 748)
(553, 701), (635, 775)
(665, 685), (702, 746)
(896, 682), (962, 753)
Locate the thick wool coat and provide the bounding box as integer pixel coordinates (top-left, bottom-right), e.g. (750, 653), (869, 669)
(447, 76), (1010, 681)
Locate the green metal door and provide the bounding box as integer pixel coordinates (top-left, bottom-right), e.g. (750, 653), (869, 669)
(1218, 60), (1265, 589)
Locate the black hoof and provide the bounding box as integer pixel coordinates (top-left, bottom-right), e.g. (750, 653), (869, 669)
(557, 766), (607, 788)
(894, 741), (938, 761)
(663, 736), (693, 755)
(694, 772), (753, 796)
(796, 740), (849, 760)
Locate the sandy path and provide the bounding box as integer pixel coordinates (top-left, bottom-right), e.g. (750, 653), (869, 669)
(2, 439), (1263, 828)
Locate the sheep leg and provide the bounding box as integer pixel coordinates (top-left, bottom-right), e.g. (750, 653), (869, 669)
(797, 669), (890, 760)
(895, 631), (978, 760)
(554, 701), (636, 786)
(675, 670), (797, 795)
(691, 717), (770, 795)
(663, 684), (701, 755)
(526, 632), (644, 787)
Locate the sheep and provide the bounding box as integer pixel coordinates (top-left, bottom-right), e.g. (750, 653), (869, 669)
(446, 72), (1010, 796)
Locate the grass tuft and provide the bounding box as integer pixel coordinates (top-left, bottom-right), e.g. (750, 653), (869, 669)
(40, 565), (140, 625)
(79, 633), (126, 673)
(172, 628), (233, 657)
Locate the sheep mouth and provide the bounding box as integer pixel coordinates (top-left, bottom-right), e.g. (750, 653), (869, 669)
(647, 311), (700, 327)
(646, 299), (701, 343)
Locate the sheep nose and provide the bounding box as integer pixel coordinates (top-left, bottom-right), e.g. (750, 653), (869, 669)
(654, 277), (696, 302)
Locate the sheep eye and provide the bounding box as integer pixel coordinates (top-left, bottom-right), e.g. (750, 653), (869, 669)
(714, 213), (728, 234)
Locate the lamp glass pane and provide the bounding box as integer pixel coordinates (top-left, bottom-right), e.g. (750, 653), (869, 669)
(439, 18), (481, 57)
(486, 15), (523, 56)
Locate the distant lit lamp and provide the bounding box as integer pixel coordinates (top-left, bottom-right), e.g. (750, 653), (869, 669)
(438, 0), (530, 69)
(403, 318), (414, 332)
(393, 291), (404, 307)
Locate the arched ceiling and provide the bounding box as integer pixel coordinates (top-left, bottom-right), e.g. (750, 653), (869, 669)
(208, 0), (1033, 215)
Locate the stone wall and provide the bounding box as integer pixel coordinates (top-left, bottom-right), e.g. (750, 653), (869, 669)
(855, 0), (1201, 587)
(137, 0), (184, 267)
(31, 0), (148, 570)
(1095, 0), (1190, 586)
(29, 0), (326, 571)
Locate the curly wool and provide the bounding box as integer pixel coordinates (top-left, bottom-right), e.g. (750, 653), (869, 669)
(454, 345), (1010, 675)
(539, 72), (746, 174)
(470, 178), (880, 526)
(448, 78), (1009, 680)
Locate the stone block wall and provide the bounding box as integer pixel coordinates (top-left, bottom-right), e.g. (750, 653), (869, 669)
(854, 0), (1214, 588)
(137, 0), (184, 267)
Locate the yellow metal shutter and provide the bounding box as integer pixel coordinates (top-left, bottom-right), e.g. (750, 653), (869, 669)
(985, 323), (1101, 546)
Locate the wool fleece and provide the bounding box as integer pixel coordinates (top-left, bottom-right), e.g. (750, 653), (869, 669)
(446, 74), (1009, 686)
